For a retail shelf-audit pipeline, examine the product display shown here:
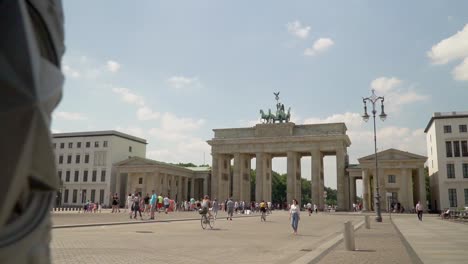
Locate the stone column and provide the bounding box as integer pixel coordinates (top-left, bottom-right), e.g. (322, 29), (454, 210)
(115, 169), (121, 199)
(211, 153), (219, 201)
(295, 154), (302, 207)
(203, 177), (208, 197)
(190, 176), (195, 199)
(407, 169), (414, 210)
(255, 152), (264, 202)
(177, 176), (183, 202)
(349, 176), (356, 206)
(145, 172), (152, 195)
(362, 169), (369, 211)
(287, 151), (298, 205)
(336, 148), (346, 210)
(127, 172), (132, 195)
(233, 153), (241, 201)
(418, 167), (427, 211)
(184, 177), (189, 200)
(171, 175), (177, 199)
(263, 154), (273, 203)
(218, 154), (231, 201)
(319, 153), (325, 209)
(311, 149), (320, 207)
(240, 154), (252, 203)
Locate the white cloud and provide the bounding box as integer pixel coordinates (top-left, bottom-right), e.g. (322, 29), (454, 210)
(112, 87), (145, 106)
(51, 129), (62, 133)
(53, 111), (88, 121)
(137, 106), (160, 121)
(62, 64), (81, 79)
(287, 20), (311, 39)
(160, 112), (205, 132)
(452, 57), (468, 80)
(106, 60), (121, 73)
(427, 24), (468, 64)
(368, 77), (429, 113)
(304, 38), (334, 56)
(371, 77), (402, 94)
(167, 76), (200, 89)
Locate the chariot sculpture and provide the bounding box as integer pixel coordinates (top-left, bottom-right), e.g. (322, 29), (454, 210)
(259, 92), (291, 124)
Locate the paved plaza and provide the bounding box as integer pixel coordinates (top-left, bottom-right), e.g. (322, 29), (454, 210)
(51, 211), (468, 264)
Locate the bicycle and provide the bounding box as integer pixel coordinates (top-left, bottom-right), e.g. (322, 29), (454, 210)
(201, 213), (215, 229)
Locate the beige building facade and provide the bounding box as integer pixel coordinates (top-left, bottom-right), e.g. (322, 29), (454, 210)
(425, 112), (468, 211)
(208, 122), (352, 210)
(114, 157), (210, 205)
(52, 131), (147, 206)
(348, 149), (427, 212)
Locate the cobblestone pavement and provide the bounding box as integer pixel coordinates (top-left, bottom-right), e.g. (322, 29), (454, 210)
(319, 215), (413, 264)
(51, 212), (362, 264)
(392, 214), (468, 264)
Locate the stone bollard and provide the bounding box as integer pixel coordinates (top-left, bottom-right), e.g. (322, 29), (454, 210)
(344, 221), (355, 251)
(365, 215), (370, 229)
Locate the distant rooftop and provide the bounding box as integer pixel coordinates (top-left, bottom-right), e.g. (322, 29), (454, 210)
(424, 111), (468, 133)
(52, 130), (147, 144)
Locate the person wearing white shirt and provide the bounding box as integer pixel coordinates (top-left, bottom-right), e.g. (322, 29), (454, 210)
(289, 199), (300, 235)
(415, 201), (423, 221)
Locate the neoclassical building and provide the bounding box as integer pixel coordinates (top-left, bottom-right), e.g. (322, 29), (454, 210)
(208, 122), (352, 210)
(114, 157), (210, 205)
(348, 149), (427, 212)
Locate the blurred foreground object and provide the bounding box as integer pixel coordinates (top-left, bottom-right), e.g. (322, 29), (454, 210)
(0, 0), (64, 263)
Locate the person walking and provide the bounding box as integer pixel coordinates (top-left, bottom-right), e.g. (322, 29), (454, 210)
(313, 203), (318, 214)
(226, 197), (234, 220)
(126, 193), (133, 213)
(289, 199), (300, 235)
(212, 199), (219, 219)
(163, 195), (170, 214)
(133, 193), (143, 220)
(149, 190), (157, 220)
(416, 201), (423, 221)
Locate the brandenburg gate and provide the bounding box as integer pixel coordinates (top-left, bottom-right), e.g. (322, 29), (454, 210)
(207, 93), (352, 210)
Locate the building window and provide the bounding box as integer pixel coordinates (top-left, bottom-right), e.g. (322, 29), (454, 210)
(64, 189), (69, 203)
(138, 177), (143, 184)
(103, 141), (108, 147)
(53, 143), (56, 149)
(91, 189), (96, 202)
(60, 143), (64, 149)
(444, 125), (452, 133)
(460, 125), (467, 133)
(77, 142), (81, 148)
(101, 170), (106, 182)
(83, 170), (88, 182)
(92, 170), (97, 182)
(65, 171), (70, 182)
(81, 190), (87, 203)
(85, 154), (89, 163)
(72, 189), (78, 203)
(465, 189), (468, 206)
(74, 170), (79, 182)
(454, 141), (461, 157)
(75, 154), (81, 164)
(58, 171), (62, 180)
(463, 164), (468, 179)
(59, 155), (63, 164)
(86, 142), (90, 148)
(99, 189), (105, 204)
(449, 189), (457, 207)
(68, 142), (73, 148)
(129, 146), (132, 152)
(462, 141), (468, 157)
(67, 155), (72, 164)
(447, 164), (455, 179)
(388, 175), (396, 183)
(95, 141), (99, 148)
(446, 141), (453, 158)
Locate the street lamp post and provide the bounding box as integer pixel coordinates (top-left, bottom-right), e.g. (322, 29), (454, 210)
(362, 89), (387, 222)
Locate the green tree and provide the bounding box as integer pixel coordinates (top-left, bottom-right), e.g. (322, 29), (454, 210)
(301, 178), (311, 205)
(324, 186), (337, 206)
(271, 172), (287, 204)
(176, 162), (197, 167)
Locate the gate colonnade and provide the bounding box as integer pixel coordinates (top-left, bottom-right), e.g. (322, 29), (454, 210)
(208, 122), (351, 210)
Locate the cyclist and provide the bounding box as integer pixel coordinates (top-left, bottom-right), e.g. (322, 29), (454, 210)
(259, 200), (267, 221)
(200, 195), (212, 218)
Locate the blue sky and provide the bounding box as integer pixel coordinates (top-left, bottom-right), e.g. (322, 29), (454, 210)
(54, 1), (468, 190)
